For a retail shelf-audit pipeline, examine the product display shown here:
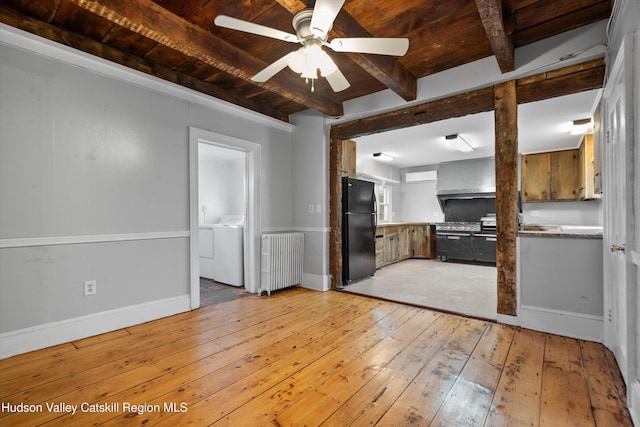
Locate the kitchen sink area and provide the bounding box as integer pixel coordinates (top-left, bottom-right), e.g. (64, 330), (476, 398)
(519, 224), (603, 236)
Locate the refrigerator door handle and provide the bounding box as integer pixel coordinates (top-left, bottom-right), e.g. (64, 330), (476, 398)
(372, 191), (378, 234)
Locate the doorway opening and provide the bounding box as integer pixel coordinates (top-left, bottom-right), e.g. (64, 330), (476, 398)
(189, 127), (261, 309)
(198, 143), (248, 306)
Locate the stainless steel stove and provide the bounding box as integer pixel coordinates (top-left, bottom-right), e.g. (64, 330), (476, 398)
(436, 217), (496, 263)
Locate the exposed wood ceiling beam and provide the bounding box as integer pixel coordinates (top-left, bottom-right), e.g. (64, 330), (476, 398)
(475, 0), (515, 73)
(331, 58), (604, 140)
(516, 58), (605, 103)
(68, 0), (343, 117)
(0, 5), (290, 122)
(275, 0), (417, 102)
(331, 87), (495, 140)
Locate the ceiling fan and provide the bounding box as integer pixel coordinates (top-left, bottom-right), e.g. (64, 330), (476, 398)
(214, 0), (409, 93)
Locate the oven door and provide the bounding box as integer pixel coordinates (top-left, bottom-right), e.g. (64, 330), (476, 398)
(473, 233), (497, 263)
(436, 232), (474, 261)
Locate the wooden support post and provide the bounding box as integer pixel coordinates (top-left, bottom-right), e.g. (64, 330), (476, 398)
(494, 81), (518, 316)
(329, 131), (343, 289)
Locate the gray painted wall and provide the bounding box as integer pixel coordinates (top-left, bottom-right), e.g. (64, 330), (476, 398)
(0, 38), (293, 335)
(290, 110), (329, 283)
(520, 236), (603, 316)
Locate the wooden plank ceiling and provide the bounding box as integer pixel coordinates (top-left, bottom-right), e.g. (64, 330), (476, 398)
(1, 0), (612, 122)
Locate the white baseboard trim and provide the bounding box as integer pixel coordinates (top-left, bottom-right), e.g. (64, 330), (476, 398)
(302, 273), (331, 292)
(496, 314), (519, 326)
(0, 295), (191, 360)
(630, 381), (640, 427)
(519, 305), (604, 342)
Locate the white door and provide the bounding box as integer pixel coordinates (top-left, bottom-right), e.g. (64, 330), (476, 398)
(630, 31), (640, 419)
(603, 43), (628, 379)
(603, 34), (637, 392)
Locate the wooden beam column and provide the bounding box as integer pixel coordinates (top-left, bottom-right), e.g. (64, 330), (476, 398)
(494, 81), (518, 316)
(329, 131), (343, 289)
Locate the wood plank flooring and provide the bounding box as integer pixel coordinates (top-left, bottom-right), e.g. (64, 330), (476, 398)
(0, 288), (632, 426)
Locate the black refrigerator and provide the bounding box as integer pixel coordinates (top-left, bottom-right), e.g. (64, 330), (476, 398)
(342, 177), (377, 285)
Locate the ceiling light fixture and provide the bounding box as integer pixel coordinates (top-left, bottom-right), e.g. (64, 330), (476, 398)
(570, 118), (593, 135)
(286, 41), (338, 92)
(373, 152), (394, 162)
(444, 134), (474, 153)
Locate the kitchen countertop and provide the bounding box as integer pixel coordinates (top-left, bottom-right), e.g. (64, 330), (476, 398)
(377, 222), (433, 227)
(518, 224), (603, 239)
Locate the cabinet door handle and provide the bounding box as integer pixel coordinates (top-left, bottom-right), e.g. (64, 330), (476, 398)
(610, 244), (626, 253)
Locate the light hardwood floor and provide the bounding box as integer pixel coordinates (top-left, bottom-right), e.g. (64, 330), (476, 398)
(0, 288), (631, 426)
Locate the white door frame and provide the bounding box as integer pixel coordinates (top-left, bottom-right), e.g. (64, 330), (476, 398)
(189, 127), (261, 308)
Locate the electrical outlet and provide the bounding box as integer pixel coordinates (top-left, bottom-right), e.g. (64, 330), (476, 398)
(84, 280), (97, 296)
(308, 204), (314, 214)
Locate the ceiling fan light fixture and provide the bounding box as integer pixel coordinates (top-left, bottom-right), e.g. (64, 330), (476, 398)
(318, 51), (337, 76)
(444, 134), (474, 153)
(216, 0), (407, 94)
(287, 49), (305, 73)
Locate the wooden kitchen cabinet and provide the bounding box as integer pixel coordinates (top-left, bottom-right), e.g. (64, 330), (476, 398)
(377, 223), (434, 268)
(521, 152), (550, 201)
(521, 149), (580, 202)
(398, 226), (410, 259)
(410, 224), (435, 258)
(579, 134), (598, 200)
(341, 139), (356, 177)
(551, 149), (580, 200)
(383, 229), (399, 264)
(593, 102), (603, 194)
(375, 233), (384, 268)
(382, 225), (410, 264)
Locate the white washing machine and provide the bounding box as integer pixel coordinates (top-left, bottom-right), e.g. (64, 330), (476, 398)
(213, 215), (245, 287)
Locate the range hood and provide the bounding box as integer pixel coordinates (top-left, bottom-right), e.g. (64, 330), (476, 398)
(436, 157), (496, 203)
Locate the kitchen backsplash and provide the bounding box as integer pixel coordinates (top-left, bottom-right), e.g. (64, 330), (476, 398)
(521, 199), (602, 226)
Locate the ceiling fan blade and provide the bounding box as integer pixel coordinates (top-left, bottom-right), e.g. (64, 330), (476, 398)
(252, 52), (296, 82)
(214, 15), (298, 43)
(324, 67), (350, 92)
(310, 0), (346, 38)
(329, 38), (410, 56)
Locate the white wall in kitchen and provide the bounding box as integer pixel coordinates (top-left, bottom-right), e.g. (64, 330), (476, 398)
(400, 181), (444, 223)
(198, 143), (246, 224)
(521, 200), (602, 226)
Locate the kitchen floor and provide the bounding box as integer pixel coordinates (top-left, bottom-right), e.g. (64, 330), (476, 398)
(343, 258), (497, 320)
